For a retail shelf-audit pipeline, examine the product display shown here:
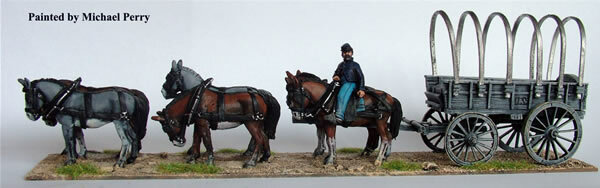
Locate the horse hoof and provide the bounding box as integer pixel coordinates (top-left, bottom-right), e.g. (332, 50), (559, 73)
(312, 149), (325, 158)
(258, 157), (270, 163)
(243, 162), (256, 168)
(126, 157), (137, 164)
(205, 159), (215, 166)
(115, 161), (126, 168)
(374, 160), (383, 166)
(64, 160), (76, 166)
(242, 150), (253, 157)
(186, 158), (197, 164)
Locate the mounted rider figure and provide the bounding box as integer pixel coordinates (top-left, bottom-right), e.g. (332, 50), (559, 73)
(332, 43), (366, 123)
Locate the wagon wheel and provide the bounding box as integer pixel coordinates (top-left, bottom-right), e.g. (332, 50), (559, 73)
(445, 113), (498, 166)
(523, 102), (582, 165)
(497, 122), (525, 152)
(420, 109), (454, 153)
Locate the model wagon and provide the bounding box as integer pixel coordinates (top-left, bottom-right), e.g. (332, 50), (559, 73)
(400, 10), (588, 166)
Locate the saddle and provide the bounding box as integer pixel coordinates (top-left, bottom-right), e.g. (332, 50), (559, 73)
(328, 86), (392, 127)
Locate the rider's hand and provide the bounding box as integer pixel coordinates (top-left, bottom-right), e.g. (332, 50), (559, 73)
(357, 90), (365, 98)
(333, 76), (340, 81)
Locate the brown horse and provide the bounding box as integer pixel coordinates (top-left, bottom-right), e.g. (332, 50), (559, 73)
(285, 70), (402, 166)
(152, 80), (280, 168)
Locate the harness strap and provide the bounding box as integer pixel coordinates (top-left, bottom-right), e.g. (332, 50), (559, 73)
(81, 92), (92, 128)
(117, 91), (130, 121)
(248, 89), (264, 120)
(41, 77), (82, 125)
(184, 78), (213, 126)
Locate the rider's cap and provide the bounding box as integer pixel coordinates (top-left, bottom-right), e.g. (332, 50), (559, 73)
(341, 43), (353, 52)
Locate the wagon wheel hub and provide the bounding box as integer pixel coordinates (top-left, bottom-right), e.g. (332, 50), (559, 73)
(547, 127), (559, 139)
(466, 134), (478, 146)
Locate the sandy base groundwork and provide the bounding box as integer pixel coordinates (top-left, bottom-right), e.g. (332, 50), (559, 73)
(25, 151), (597, 180)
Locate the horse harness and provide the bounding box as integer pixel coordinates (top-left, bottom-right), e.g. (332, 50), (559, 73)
(181, 78), (265, 130)
(36, 79), (135, 128)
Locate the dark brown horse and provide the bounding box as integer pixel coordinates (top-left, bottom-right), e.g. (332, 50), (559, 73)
(285, 70), (402, 166)
(152, 81), (280, 168)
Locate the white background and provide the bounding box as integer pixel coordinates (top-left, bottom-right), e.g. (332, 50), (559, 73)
(2, 0), (599, 187)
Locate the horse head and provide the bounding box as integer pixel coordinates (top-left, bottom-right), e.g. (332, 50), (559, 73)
(161, 59), (204, 99)
(18, 78), (45, 121)
(284, 70), (328, 121)
(151, 107), (187, 147)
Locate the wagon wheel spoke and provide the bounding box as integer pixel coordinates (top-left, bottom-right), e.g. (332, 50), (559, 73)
(534, 116), (548, 129)
(536, 139), (547, 156)
(558, 129), (576, 133)
(555, 138), (569, 154)
(544, 138), (551, 160)
(421, 109), (451, 153)
(505, 131), (517, 145)
(553, 110), (569, 127)
(544, 109), (552, 128)
(514, 132), (521, 149)
(474, 122), (486, 133)
(473, 145), (487, 158)
(556, 135), (577, 144)
(476, 142), (492, 151)
(497, 125), (512, 129)
(499, 128), (514, 139)
(557, 118), (574, 130)
(551, 139), (559, 160)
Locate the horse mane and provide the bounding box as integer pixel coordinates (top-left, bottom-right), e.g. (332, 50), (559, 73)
(181, 66), (204, 81)
(31, 78), (68, 87)
(296, 72), (327, 84)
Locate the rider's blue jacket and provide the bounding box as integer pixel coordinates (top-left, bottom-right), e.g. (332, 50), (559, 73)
(333, 57), (365, 91)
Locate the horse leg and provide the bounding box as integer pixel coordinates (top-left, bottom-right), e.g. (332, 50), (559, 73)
(243, 121), (264, 168)
(242, 138), (255, 157)
(123, 122), (139, 164)
(61, 123), (77, 165)
(259, 129), (271, 163)
(74, 127), (88, 159)
(186, 123), (203, 164)
(198, 120), (214, 166)
(313, 125), (326, 157)
(374, 119), (391, 166)
(323, 124), (336, 165)
(113, 120), (132, 168)
(361, 127), (379, 157)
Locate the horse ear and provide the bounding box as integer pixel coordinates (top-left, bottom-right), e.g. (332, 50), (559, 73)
(177, 59), (183, 69)
(171, 60), (177, 70)
(286, 71), (294, 79)
(296, 70), (301, 75)
(18, 78), (29, 88)
(284, 77), (290, 84)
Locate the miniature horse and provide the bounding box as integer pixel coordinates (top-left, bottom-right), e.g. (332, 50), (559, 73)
(285, 71), (402, 166)
(152, 79), (280, 168)
(161, 60), (258, 157)
(18, 78), (149, 167)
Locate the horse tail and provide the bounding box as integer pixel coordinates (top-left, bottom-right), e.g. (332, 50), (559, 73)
(389, 97), (403, 139)
(130, 89), (150, 150)
(256, 89), (280, 139)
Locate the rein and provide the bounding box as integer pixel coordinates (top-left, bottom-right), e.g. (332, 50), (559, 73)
(288, 80), (340, 123)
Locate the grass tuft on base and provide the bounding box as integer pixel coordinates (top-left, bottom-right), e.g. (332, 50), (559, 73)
(157, 163), (221, 174)
(337, 148), (363, 154)
(461, 160), (537, 171)
(381, 160), (422, 171)
(56, 163), (103, 179)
